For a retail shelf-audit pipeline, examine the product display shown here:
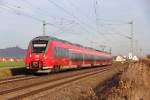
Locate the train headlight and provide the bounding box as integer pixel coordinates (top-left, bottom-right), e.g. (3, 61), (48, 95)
(29, 54), (32, 58)
(26, 63), (29, 68)
(43, 54), (47, 59)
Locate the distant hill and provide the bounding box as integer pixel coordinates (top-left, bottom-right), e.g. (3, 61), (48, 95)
(0, 46), (26, 58)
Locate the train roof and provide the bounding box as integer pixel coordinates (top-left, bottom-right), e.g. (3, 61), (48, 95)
(33, 36), (111, 54)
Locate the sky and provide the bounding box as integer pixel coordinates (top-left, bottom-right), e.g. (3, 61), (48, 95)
(0, 0), (149, 56)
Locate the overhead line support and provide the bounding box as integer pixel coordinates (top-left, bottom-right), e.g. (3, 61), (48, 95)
(43, 20), (46, 36)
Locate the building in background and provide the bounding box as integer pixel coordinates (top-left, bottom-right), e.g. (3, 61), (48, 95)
(115, 55), (126, 62)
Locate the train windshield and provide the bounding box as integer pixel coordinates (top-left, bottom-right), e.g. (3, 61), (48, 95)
(32, 40), (48, 53)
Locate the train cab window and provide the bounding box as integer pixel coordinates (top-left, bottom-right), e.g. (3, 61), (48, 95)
(32, 40), (48, 53)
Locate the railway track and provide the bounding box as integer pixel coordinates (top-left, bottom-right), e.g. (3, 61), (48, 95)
(0, 65), (106, 85)
(0, 75), (38, 85)
(0, 66), (112, 99)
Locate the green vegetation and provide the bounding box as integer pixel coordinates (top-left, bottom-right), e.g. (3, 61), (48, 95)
(0, 61), (25, 68)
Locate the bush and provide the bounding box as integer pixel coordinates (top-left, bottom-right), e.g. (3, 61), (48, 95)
(147, 55), (150, 59)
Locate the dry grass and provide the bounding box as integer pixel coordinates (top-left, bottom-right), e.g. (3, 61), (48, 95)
(97, 62), (150, 100)
(0, 69), (12, 78)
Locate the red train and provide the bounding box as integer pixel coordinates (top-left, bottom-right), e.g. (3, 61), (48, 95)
(25, 36), (112, 72)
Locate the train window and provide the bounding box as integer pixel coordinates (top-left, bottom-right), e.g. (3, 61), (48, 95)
(57, 47), (61, 57)
(79, 53), (83, 61)
(66, 49), (69, 57)
(61, 48), (68, 58)
(53, 46), (58, 57)
(53, 46), (69, 58)
(83, 54), (95, 61)
(60, 48), (63, 57)
(64, 48), (69, 57)
(70, 52), (77, 61)
(68, 51), (83, 61)
(61, 48), (66, 57)
(32, 40), (48, 53)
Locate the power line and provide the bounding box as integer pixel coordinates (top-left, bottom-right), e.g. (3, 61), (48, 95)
(63, 0), (109, 45)
(99, 20), (135, 55)
(22, 0), (81, 26)
(101, 25), (131, 39)
(20, 0), (57, 20)
(20, 1), (95, 34)
(67, 0), (109, 44)
(20, 0), (95, 36)
(52, 23), (78, 36)
(98, 19), (132, 37)
(47, 0), (96, 34)
(1, 2), (81, 36)
(48, 0), (109, 45)
(0, 3), (69, 36)
(0, 4), (42, 22)
(1, 1), (76, 23)
(66, 0), (94, 24)
(97, 17), (131, 24)
(94, 0), (110, 44)
(2, 0), (127, 47)
(93, 0), (120, 44)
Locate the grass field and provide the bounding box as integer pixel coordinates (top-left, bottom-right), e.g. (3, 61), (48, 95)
(0, 61), (25, 68)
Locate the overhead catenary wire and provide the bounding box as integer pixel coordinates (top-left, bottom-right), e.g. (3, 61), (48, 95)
(1, 1), (75, 24)
(2, 0), (108, 45)
(66, 0), (94, 24)
(2, 1), (131, 39)
(22, 0), (81, 27)
(93, 0), (111, 47)
(62, 0), (109, 46)
(0, 2), (80, 36)
(52, 21), (79, 36)
(99, 20), (134, 54)
(20, 0), (79, 26)
(66, 0), (109, 45)
(93, 0), (126, 43)
(47, 0), (96, 35)
(0, 5), (53, 36)
(92, 2), (133, 41)
(98, 19), (133, 42)
(20, 0), (58, 20)
(0, 0), (134, 53)
(97, 17), (132, 36)
(100, 23), (131, 39)
(20, 0), (95, 36)
(0, 4), (42, 22)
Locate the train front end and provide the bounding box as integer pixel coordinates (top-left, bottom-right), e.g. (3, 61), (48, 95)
(25, 36), (52, 72)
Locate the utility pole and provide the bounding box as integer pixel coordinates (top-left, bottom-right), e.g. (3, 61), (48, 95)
(135, 40), (138, 56)
(129, 21), (134, 56)
(139, 48), (143, 57)
(43, 20), (46, 36)
(94, 0), (99, 35)
(94, 0), (110, 53)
